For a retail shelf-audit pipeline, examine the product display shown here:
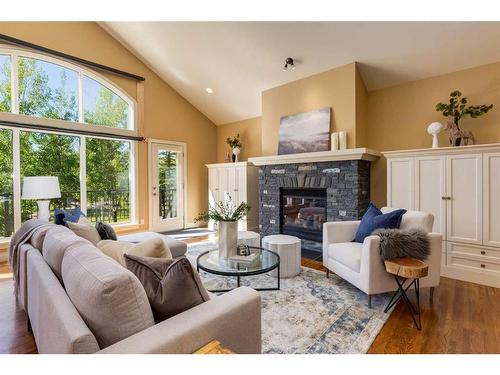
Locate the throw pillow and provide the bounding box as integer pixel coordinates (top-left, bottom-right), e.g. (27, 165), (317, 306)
(95, 221), (117, 241)
(124, 254), (210, 322)
(66, 220), (102, 245)
(353, 203), (407, 243)
(54, 207), (85, 225)
(97, 238), (172, 267)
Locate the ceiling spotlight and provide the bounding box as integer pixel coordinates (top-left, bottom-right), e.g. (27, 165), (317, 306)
(205, 87), (213, 94)
(283, 57), (296, 72)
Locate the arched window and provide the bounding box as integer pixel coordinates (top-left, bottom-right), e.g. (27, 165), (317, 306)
(0, 47), (137, 239)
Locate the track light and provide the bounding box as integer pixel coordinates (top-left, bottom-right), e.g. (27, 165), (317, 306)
(283, 57), (296, 72)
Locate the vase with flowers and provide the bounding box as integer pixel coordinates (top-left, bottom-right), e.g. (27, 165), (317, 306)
(226, 134), (243, 162)
(195, 197), (251, 259)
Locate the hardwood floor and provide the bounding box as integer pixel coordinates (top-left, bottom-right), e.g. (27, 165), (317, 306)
(1, 239), (499, 354)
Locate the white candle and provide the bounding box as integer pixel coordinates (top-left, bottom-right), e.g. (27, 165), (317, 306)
(339, 131), (347, 149)
(330, 132), (339, 150)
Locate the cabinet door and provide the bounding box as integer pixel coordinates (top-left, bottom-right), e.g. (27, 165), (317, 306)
(208, 167), (218, 206)
(414, 156), (446, 236)
(446, 153), (483, 244)
(226, 166), (239, 203)
(483, 152), (500, 247)
(217, 167), (229, 202)
(387, 158), (414, 210)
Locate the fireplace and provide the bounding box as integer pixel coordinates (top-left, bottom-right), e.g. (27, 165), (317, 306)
(280, 188), (326, 253)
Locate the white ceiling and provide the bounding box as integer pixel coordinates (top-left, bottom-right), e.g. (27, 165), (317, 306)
(102, 22), (500, 125)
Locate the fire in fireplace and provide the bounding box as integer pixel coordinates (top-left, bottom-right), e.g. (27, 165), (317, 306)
(280, 188), (326, 254)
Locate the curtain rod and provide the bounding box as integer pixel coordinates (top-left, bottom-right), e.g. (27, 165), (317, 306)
(0, 33), (146, 82)
(0, 119), (146, 142)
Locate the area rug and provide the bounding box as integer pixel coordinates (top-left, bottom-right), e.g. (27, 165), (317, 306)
(186, 241), (393, 354)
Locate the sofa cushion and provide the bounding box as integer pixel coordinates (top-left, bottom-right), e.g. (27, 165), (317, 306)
(66, 220), (102, 245)
(354, 203), (406, 243)
(124, 254), (210, 323)
(96, 221), (118, 241)
(118, 232), (187, 258)
(62, 244), (154, 348)
(54, 207), (85, 225)
(97, 238), (172, 267)
(42, 225), (90, 282)
(327, 242), (363, 272)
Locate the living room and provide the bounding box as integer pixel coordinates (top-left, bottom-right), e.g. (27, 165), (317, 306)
(1, 1), (500, 373)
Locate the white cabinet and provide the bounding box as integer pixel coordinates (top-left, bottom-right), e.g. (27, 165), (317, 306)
(206, 162), (259, 231)
(384, 144), (500, 288)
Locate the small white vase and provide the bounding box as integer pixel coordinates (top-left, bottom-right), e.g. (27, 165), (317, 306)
(232, 147), (241, 162)
(330, 132), (339, 150)
(218, 221), (238, 259)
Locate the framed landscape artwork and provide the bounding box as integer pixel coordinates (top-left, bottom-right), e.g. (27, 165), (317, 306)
(277, 107), (331, 155)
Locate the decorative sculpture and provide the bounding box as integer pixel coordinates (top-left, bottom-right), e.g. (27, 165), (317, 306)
(427, 122), (444, 148)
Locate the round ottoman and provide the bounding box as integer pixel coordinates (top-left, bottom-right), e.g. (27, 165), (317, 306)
(262, 234), (301, 278)
(237, 231), (261, 248)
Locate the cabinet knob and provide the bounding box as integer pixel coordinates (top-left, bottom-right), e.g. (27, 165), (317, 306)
(481, 250), (486, 255)
(480, 264), (486, 268)
(441, 196), (451, 200)
(234, 189), (239, 192)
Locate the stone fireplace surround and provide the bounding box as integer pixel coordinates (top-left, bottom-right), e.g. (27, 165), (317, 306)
(249, 148), (380, 254)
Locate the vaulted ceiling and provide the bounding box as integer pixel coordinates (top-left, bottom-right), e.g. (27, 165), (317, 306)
(102, 22), (500, 125)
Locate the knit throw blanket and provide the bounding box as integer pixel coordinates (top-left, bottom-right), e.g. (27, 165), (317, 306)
(372, 228), (430, 261)
(8, 219), (52, 294)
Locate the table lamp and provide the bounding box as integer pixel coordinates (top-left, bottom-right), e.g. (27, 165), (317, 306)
(22, 176), (61, 222)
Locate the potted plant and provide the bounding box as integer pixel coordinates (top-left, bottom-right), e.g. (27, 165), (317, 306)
(195, 197), (251, 259)
(226, 134), (242, 162)
(435, 90), (493, 146)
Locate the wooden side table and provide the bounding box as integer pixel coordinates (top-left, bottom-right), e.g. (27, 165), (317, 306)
(194, 340), (234, 354)
(383, 257), (429, 330)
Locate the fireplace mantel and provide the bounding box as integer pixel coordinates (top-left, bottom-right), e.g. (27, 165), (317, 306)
(248, 148), (381, 166)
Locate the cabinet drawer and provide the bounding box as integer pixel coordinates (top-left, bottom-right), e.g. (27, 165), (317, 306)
(448, 242), (500, 260)
(448, 255), (500, 274)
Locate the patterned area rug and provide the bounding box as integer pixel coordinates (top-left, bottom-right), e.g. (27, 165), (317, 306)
(187, 241), (393, 354)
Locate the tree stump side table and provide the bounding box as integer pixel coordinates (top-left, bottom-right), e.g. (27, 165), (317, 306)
(383, 257), (429, 330)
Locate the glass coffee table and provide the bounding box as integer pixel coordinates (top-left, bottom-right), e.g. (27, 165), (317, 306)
(196, 247), (280, 293)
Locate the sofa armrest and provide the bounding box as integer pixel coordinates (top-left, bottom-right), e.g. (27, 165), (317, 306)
(97, 286), (261, 354)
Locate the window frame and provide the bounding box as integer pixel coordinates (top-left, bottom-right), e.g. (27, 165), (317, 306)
(0, 46), (139, 240)
(0, 45), (137, 134)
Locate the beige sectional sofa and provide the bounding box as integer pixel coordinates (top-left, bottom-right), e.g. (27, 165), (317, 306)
(17, 224), (262, 354)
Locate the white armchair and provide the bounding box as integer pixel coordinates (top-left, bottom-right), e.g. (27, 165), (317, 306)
(322, 207), (442, 307)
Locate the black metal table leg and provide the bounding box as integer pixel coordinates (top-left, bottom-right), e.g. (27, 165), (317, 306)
(237, 275), (240, 288)
(277, 263), (280, 290)
(384, 275), (423, 330)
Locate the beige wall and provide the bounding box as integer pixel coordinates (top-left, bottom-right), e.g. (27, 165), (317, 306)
(355, 64), (368, 148)
(261, 63), (358, 155)
(0, 22), (217, 237)
(367, 61), (500, 206)
(217, 117), (262, 163)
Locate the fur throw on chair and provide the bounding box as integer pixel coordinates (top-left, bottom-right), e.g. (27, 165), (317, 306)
(372, 228), (430, 261)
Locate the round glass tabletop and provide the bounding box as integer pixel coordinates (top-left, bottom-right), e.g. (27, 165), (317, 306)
(196, 247), (279, 277)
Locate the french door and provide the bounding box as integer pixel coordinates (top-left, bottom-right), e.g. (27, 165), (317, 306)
(150, 141), (185, 232)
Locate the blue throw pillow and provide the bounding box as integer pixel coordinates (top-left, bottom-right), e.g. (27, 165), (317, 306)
(54, 207), (85, 225)
(353, 203), (407, 243)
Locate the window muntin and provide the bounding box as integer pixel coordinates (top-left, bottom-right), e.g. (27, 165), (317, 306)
(86, 138), (131, 224)
(0, 128), (14, 238)
(83, 76), (129, 129)
(0, 55), (11, 113)
(20, 131), (81, 222)
(18, 57), (79, 122)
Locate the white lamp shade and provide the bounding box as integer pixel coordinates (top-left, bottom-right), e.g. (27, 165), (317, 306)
(22, 176), (61, 200)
